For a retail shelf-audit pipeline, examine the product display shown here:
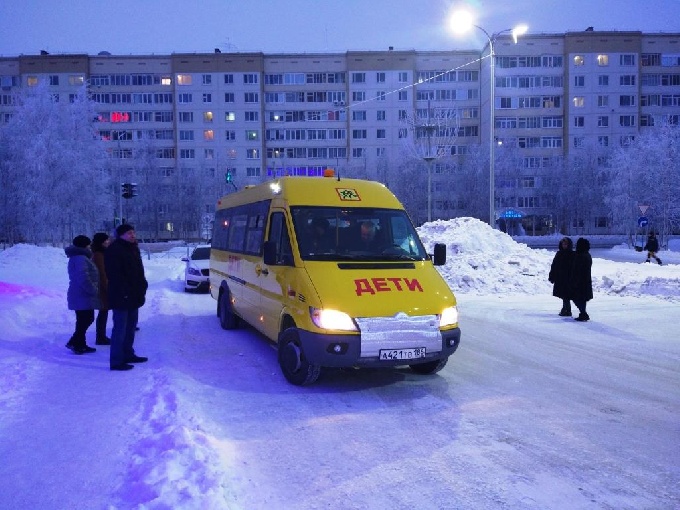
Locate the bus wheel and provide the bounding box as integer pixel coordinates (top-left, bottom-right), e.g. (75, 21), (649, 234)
(409, 358), (447, 375)
(278, 329), (320, 386)
(218, 290), (239, 330)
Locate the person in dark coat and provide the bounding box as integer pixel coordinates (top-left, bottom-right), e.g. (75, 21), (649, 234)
(104, 224), (148, 371)
(91, 232), (112, 345)
(571, 237), (593, 322)
(549, 237), (574, 316)
(643, 232), (662, 265)
(65, 235), (99, 354)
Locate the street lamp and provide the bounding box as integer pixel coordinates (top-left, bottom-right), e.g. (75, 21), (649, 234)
(450, 11), (527, 227)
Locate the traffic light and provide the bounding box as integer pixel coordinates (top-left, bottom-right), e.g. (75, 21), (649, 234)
(121, 182), (138, 199)
(225, 171), (232, 184)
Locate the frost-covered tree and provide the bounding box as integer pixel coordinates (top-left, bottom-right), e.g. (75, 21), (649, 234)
(605, 123), (680, 240)
(0, 83), (110, 244)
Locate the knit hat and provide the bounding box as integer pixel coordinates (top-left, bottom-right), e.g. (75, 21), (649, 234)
(92, 232), (109, 245)
(72, 235), (91, 248)
(116, 224), (135, 237)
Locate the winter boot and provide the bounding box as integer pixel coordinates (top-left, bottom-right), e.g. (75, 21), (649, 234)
(644, 259), (650, 263)
(65, 337), (76, 352)
(575, 312), (590, 322)
(96, 336), (111, 345)
(559, 309), (572, 317)
(657, 258), (662, 266)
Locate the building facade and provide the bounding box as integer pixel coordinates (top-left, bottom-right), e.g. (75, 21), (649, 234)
(1, 29), (679, 238)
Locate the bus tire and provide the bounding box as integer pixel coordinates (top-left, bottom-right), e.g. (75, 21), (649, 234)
(278, 328), (321, 386)
(218, 290), (239, 330)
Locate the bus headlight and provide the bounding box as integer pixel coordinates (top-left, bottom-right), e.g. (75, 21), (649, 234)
(310, 307), (358, 331)
(439, 306), (459, 328)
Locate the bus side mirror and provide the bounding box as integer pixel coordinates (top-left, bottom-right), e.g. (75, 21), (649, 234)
(263, 240), (277, 265)
(432, 243), (446, 266)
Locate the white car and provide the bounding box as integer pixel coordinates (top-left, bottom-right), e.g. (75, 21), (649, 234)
(182, 245), (211, 292)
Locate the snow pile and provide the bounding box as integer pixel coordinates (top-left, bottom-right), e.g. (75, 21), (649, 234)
(418, 217), (680, 300)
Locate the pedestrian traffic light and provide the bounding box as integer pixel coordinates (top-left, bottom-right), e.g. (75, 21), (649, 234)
(225, 171), (232, 184)
(121, 183), (134, 199)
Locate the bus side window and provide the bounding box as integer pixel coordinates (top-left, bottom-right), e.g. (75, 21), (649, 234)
(268, 212), (294, 266)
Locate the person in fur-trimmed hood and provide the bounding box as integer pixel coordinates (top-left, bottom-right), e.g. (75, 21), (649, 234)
(571, 237), (593, 322)
(65, 235), (100, 354)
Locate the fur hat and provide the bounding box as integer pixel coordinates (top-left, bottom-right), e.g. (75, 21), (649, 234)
(72, 235), (91, 248)
(116, 224), (134, 237)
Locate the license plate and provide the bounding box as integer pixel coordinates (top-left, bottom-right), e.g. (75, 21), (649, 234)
(379, 348), (426, 360)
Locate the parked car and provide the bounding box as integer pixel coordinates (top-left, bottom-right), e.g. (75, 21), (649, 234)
(182, 245), (211, 292)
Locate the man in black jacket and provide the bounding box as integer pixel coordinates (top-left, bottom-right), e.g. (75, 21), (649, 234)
(105, 224), (148, 371)
(644, 232), (662, 265)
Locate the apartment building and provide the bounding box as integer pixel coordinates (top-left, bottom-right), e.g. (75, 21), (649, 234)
(1, 29), (679, 237)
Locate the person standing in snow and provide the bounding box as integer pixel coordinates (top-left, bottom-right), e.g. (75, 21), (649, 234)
(643, 232), (662, 265)
(91, 232), (112, 345)
(571, 237), (593, 322)
(65, 235), (99, 354)
(104, 224), (148, 371)
(549, 237), (575, 316)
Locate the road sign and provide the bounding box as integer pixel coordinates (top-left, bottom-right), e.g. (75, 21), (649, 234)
(638, 216), (649, 228)
(639, 204), (649, 215)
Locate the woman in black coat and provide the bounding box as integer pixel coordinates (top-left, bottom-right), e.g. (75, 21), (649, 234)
(549, 237), (574, 316)
(571, 237), (593, 322)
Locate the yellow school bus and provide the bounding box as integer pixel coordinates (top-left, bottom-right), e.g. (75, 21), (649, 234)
(209, 172), (461, 385)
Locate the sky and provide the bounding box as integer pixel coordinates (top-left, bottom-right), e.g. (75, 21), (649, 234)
(0, 218), (679, 508)
(2, 0), (680, 57)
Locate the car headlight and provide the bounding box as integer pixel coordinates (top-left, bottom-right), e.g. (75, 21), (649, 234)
(310, 307), (358, 331)
(187, 267), (202, 276)
(439, 306), (459, 328)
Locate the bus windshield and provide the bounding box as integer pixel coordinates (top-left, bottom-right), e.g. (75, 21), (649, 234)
(290, 206), (429, 262)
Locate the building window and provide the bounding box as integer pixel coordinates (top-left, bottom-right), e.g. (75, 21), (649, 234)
(620, 75), (636, 86)
(203, 93), (212, 103)
(573, 55), (584, 66)
(246, 149), (260, 159)
(177, 74), (192, 85)
(205, 148), (214, 159)
(225, 130), (236, 140)
(244, 92), (259, 103)
(178, 93), (192, 103)
(246, 130), (259, 141)
(179, 130), (194, 141)
(376, 72), (386, 83)
(202, 74), (212, 85)
(619, 95), (636, 107)
(619, 115), (636, 127)
(597, 54), (609, 66)
(398, 72), (408, 82)
(179, 112), (194, 122)
(398, 90), (408, 101)
(352, 91), (366, 102)
(224, 74), (234, 84)
(573, 116), (584, 127)
(620, 54), (635, 66)
(243, 73), (258, 84)
(180, 149), (195, 159)
(598, 75), (609, 86)
(574, 76), (585, 87)
(377, 110), (386, 121)
(597, 115), (609, 127)
(246, 167), (261, 177)
(352, 111), (367, 121)
(352, 129), (367, 139)
(598, 136), (609, 146)
(352, 148), (366, 158)
(49, 75), (59, 86)
(376, 129), (386, 139)
(245, 111), (259, 122)
(203, 111), (213, 122)
(204, 130), (214, 141)
(572, 97), (585, 108)
(27, 76), (38, 86)
(351, 72), (366, 83)
(225, 112), (236, 122)
(598, 95), (609, 107)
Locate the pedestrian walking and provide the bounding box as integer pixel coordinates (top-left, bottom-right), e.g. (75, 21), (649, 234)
(643, 232), (662, 265)
(91, 232), (112, 345)
(571, 237), (593, 322)
(104, 224), (148, 371)
(549, 237), (575, 316)
(65, 235), (99, 354)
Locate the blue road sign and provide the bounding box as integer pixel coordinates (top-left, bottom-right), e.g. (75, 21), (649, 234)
(638, 216), (649, 228)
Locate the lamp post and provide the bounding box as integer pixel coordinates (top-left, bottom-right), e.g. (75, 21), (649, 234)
(450, 12), (527, 227)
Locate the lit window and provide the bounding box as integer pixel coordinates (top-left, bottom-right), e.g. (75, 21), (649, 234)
(177, 74), (192, 85)
(203, 111), (213, 122)
(161, 76), (172, 86)
(597, 54), (609, 66)
(225, 112), (236, 122)
(573, 55), (584, 66)
(27, 76), (38, 86)
(204, 130), (214, 141)
(573, 97), (585, 108)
